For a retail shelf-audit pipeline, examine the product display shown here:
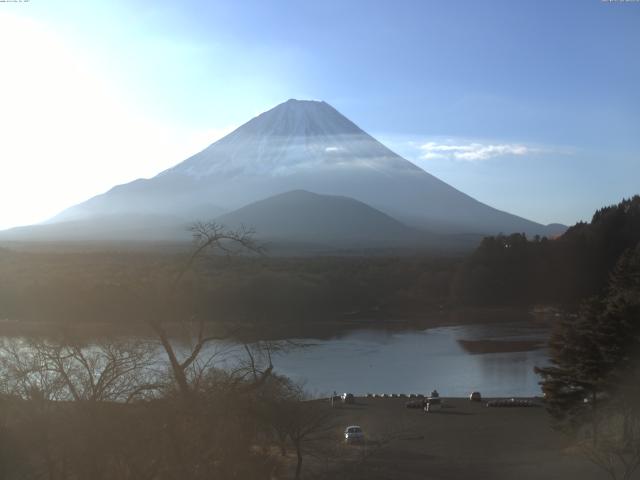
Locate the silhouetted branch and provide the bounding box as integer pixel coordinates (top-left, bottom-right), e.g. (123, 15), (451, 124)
(172, 222), (263, 289)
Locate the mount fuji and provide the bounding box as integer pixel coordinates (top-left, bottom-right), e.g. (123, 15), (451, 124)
(1, 99), (564, 249)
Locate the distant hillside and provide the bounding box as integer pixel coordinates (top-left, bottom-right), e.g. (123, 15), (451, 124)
(215, 190), (427, 249)
(452, 195), (640, 306)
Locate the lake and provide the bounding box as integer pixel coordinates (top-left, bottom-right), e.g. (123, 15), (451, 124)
(237, 321), (551, 398)
(1, 318), (551, 399)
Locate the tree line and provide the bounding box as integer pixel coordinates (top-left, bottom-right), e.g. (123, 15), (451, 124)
(0, 249), (457, 333)
(452, 195), (640, 306)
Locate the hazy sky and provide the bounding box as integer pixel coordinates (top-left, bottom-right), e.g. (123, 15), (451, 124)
(1, 0), (638, 229)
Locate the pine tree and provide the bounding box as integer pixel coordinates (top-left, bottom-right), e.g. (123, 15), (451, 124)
(537, 243), (640, 479)
(535, 299), (609, 438)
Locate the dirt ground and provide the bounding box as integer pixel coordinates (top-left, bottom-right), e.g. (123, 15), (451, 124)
(307, 397), (613, 480)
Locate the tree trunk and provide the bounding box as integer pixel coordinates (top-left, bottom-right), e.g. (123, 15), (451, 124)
(592, 390), (599, 446)
(294, 440), (303, 480)
(151, 322), (192, 401)
(277, 430), (287, 456)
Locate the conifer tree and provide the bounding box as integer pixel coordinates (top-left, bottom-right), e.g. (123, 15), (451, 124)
(537, 243), (640, 479)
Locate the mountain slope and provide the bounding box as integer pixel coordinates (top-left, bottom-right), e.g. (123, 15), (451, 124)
(4, 99), (564, 245)
(215, 190), (426, 248)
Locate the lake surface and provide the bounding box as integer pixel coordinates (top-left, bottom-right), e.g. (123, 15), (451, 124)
(2, 319), (551, 399)
(258, 322), (550, 398)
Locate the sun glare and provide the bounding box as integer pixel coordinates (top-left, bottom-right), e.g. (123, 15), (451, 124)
(0, 12), (229, 229)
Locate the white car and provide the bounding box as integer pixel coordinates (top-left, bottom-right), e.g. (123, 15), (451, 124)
(344, 425), (365, 444)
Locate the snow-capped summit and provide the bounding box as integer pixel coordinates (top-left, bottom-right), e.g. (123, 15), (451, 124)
(162, 99), (419, 178)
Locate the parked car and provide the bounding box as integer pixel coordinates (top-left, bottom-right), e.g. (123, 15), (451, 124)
(344, 425), (365, 444)
(342, 393), (355, 404)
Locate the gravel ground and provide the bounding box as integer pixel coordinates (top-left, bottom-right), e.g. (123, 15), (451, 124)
(307, 396), (610, 480)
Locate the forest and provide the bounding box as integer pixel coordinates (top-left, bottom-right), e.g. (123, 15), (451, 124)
(451, 196), (640, 306)
(0, 196), (638, 336)
(0, 249), (456, 336)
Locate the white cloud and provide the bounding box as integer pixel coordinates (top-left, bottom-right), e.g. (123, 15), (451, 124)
(419, 141), (533, 162)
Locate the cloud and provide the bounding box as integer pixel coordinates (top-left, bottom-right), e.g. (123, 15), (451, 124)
(419, 141), (533, 162)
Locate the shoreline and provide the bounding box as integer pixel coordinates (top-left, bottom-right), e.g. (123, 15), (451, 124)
(0, 305), (552, 342)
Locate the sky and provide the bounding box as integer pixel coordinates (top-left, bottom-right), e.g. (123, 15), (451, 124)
(0, 0), (638, 229)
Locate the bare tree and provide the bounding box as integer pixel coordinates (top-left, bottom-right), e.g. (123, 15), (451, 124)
(174, 222), (261, 288)
(0, 339), (67, 402)
(0, 337), (167, 480)
(267, 393), (338, 480)
(150, 320), (225, 402)
(578, 405), (640, 480)
(135, 222), (285, 479)
(149, 222), (264, 402)
(0, 338), (160, 403)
